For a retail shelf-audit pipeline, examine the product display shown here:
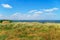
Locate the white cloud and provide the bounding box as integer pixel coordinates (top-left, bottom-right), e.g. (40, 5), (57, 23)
(0, 7), (59, 20)
(28, 8), (59, 14)
(53, 8), (59, 10)
(9, 8), (58, 20)
(28, 10), (43, 15)
(28, 10), (37, 13)
(44, 8), (59, 12)
(34, 11), (43, 14)
(1, 4), (12, 8)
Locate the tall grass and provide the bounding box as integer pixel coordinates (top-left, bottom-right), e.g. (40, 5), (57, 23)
(0, 22), (60, 40)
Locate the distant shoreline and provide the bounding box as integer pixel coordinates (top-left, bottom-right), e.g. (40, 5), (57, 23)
(13, 20), (60, 23)
(0, 20), (60, 23)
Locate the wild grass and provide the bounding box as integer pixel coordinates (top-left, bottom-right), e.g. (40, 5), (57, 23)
(0, 22), (60, 40)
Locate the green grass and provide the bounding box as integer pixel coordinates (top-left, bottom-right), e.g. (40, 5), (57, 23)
(0, 22), (60, 40)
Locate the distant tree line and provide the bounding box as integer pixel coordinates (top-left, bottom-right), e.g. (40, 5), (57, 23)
(0, 20), (12, 23)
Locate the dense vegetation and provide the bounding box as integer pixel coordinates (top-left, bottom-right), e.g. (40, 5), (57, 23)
(0, 21), (60, 40)
(0, 20), (12, 23)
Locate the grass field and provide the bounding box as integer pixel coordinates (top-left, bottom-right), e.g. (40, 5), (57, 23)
(0, 21), (60, 40)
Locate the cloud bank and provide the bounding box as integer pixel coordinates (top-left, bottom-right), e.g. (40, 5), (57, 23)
(0, 8), (59, 20)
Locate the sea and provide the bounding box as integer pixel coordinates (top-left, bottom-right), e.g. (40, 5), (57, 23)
(11, 20), (60, 23)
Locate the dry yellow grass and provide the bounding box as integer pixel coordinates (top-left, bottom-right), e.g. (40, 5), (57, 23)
(0, 22), (60, 40)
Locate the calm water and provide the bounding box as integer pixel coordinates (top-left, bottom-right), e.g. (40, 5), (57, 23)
(11, 20), (60, 23)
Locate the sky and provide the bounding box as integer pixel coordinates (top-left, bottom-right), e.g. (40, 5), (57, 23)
(0, 0), (60, 20)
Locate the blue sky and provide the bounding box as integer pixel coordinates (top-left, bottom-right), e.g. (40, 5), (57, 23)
(0, 0), (60, 20)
